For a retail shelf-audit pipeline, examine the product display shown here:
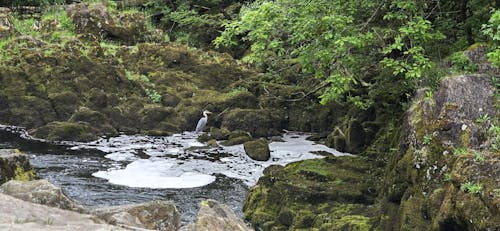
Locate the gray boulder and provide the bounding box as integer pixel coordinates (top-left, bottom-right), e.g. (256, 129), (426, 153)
(0, 179), (85, 213)
(184, 199), (253, 231)
(243, 138), (270, 161)
(0, 192), (126, 231)
(93, 200), (181, 231)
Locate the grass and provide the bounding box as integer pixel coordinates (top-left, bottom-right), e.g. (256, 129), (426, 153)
(460, 182), (482, 194)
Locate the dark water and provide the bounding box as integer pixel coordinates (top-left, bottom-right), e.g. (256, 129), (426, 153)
(0, 129), (248, 224)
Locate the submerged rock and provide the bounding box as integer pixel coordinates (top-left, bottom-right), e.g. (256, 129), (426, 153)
(92, 200), (181, 231)
(243, 139), (270, 161)
(0, 149), (37, 185)
(0, 179), (85, 213)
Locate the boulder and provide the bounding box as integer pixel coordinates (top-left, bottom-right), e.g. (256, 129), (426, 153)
(30, 121), (98, 142)
(0, 7), (17, 38)
(0, 192), (126, 231)
(93, 200), (181, 231)
(65, 2), (152, 44)
(220, 130), (252, 146)
(380, 74), (500, 230)
(0, 149), (37, 185)
(69, 106), (117, 137)
(221, 109), (285, 137)
(190, 200), (253, 231)
(243, 157), (378, 230)
(0, 180), (85, 213)
(243, 139), (270, 161)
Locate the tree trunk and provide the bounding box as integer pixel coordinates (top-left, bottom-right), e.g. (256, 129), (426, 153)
(461, 0), (474, 45)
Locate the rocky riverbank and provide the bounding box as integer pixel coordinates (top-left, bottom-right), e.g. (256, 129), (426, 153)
(243, 74), (500, 230)
(0, 149), (253, 231)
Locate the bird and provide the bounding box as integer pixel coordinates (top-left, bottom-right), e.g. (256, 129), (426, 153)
(195, 110), (212, 133)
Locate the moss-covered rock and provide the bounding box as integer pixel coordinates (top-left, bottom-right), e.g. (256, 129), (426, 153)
(222, 109), (285, 137)
(220, 130), (252, 146)
(378, 75), (499, 231)
(243, 138), (270, 161)
(30, 121), (98, 142)
(0, 149), (38, 185)
(243, 157), (378, 230)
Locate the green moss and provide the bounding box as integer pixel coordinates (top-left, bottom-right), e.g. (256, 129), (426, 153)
(13, 164), (36, 182)
(332, 215), (372, 231)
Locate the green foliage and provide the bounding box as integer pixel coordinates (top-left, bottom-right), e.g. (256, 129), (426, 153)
(482, 10), (500, 67)
(227, 86), (248, 96)
(476, 113), (490, 124)
(443, 173), (451, 182)
(449, 51), (478, 73)
(12, 18), (40, 37)
(422, 134), (432, 145)
(460, 182), (482, 194)
(145, 89), (162, 103)
(216, 0), (377, 104)
(488, 122), (500, 151)
(472, 150), (484, 162)
(381, 0), (445, 82)
(453, 147), (467, 156)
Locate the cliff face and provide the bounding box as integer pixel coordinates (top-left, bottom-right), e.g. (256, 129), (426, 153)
(243, 74), (500, 231)
(380, 74), (499, 230)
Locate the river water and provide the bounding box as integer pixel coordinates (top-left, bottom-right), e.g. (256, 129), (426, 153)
(0, 126), (348, 224)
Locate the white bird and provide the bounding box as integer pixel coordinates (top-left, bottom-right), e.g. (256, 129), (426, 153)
(195, 110), (212, 133)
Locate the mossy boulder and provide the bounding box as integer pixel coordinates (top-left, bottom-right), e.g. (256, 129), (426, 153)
(222, 109), (285, 137)
(220, 130), (252, 146)
(379, 75), (499, 230)
(0, 149), (38, 185)
(243, 138), (270, 161)
(243, 157), (378, 230)
(65, 2), (156, 45)
(30, 121), (98, 142)
(69, 107), (117, 137)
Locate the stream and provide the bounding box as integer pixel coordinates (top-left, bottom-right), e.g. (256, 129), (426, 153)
(0, 126), (348, 224)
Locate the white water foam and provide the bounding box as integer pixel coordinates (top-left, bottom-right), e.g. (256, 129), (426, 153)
(73, 132), (349, 189)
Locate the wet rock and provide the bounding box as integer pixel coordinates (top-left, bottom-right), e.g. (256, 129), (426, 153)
(191, 199), (253, 231)
(243, 157), (378, 230)
(345, 119), (366, 153)
(0, 149), (37, 185)
(221, 109), (285, 137)
(93, 200), (181, 231)
(243, 139), (270, 161)
(325, 128), (346, 152)
(0, 180), (85, 213)
(0, 193), (126, 231)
